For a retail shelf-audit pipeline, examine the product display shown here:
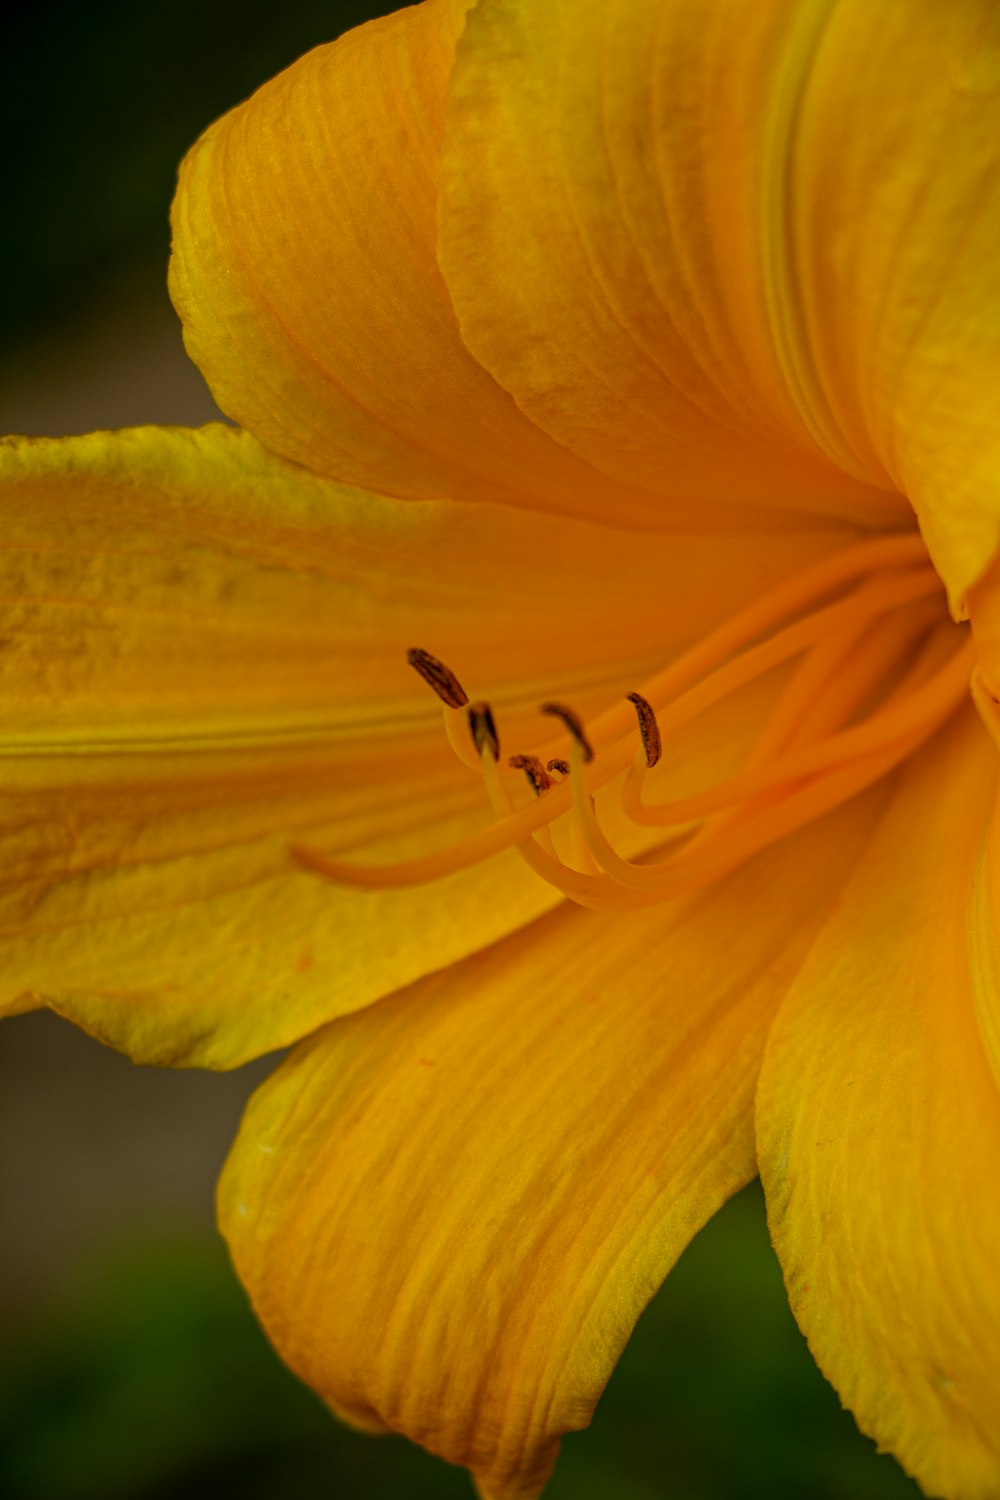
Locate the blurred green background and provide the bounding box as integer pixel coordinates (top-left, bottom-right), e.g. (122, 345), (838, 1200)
(3, 3), (922, 1497)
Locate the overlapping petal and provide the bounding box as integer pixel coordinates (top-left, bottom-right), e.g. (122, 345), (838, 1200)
(0, 424), (842, 1067)
(219, 783), (884, 1500)
(757, 708), (1000, 1499)
(438, 0), (1000, 604)
(169, 0), (674, 531)
(782, 1), (1000, 612)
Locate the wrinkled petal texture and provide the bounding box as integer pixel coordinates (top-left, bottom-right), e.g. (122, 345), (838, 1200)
(757, 709), (1000, 1500)
(220, 784), (883, 1500)
(439, 0), (1000, 605)
(170, 0), (674, 531)
(0, 425), (842, 1067)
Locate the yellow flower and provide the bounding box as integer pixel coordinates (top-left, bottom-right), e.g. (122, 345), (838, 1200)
(4, 1), (1000, 1496)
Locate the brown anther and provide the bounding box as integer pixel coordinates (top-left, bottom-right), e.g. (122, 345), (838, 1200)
(468, 701), (500, 761)
(540, 702), (594, 763)
(546, 758), (570, 777)
(407, 647), (469, 709)
(626, 691), (662, 768)
(508, 753), (552, 795)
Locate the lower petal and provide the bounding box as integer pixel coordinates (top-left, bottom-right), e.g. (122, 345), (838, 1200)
(219, 783), (883, 1498)
(757, 706), (1000, 1499)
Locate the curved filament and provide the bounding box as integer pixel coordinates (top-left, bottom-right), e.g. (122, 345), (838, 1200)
(297, 540), (970, 909)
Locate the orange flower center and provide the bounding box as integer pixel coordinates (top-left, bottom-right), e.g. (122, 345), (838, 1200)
(301, 535), (973, 909)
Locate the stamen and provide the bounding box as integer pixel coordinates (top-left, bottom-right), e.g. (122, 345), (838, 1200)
(650, 605), (934, 853)
(506, 756), (558, 857)
(406, 647), (469, 708)
(509, 754), (553, 794)
(406, 647), (482, 770)
(443, 705), (484, 771)
(518, 566), (939, 779)
(540, 703), (594, 762)
(299, 537), (968, 908)
(478, 736), (660, 909)
(569, 635), (975, 892)
(626, 691), (662, 767)
(624, 626), (970, 832)
(539, 538), (935, 761)
(468, 701), (500, 761)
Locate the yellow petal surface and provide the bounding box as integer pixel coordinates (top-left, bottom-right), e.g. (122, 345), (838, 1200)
(782, 1), (1000, 612)
(0, 425), (840, 1068)
(170, 1), (683, 532)
(438, 0), (903, 529)
(968, 562), (1000, 1096)
(969, 711), (1000, 1102)
(968, 549), (1000, 707)
(438, 0), (1000, 598)
(756, 706), (1000, 1499)
(220, 786), (885, 1499)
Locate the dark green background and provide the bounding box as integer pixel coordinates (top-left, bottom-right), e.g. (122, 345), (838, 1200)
(4, 4), (921, 1497)
(0, 1186), (921, 1500)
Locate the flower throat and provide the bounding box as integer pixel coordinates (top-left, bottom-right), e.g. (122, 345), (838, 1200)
(299, 536), (973, 910)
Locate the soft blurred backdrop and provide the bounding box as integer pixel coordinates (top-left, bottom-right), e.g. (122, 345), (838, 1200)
(2, 3), (921, 1496)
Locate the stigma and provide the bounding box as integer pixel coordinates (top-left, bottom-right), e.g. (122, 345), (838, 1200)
(296, 535), (974, 910)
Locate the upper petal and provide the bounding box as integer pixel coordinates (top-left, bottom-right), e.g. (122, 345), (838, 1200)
(0, 425), (842, 1068)
(756, 706), (1000, 1499)
(437, 0), (906, 529)
(438, 0), (1000, 597)
(169, 0), (677, 531)
(219, 783), (884, 1499)
(780, 0), (1000, 612)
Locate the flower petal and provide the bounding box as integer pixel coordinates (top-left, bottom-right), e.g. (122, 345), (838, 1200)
(219, 787), (884, 1498)
(437, 0), (906, 529)
(438, 0), (1000, 594)
(169, 1), (676, 531)
(778, 0), (1000, 611)
(0, 425), (839, 1068)
(756, 706), (1000, 1499)
(968, 550), (1000, 708)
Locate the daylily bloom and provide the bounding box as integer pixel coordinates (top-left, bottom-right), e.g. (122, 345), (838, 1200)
(4, 0), (1000, 1495)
